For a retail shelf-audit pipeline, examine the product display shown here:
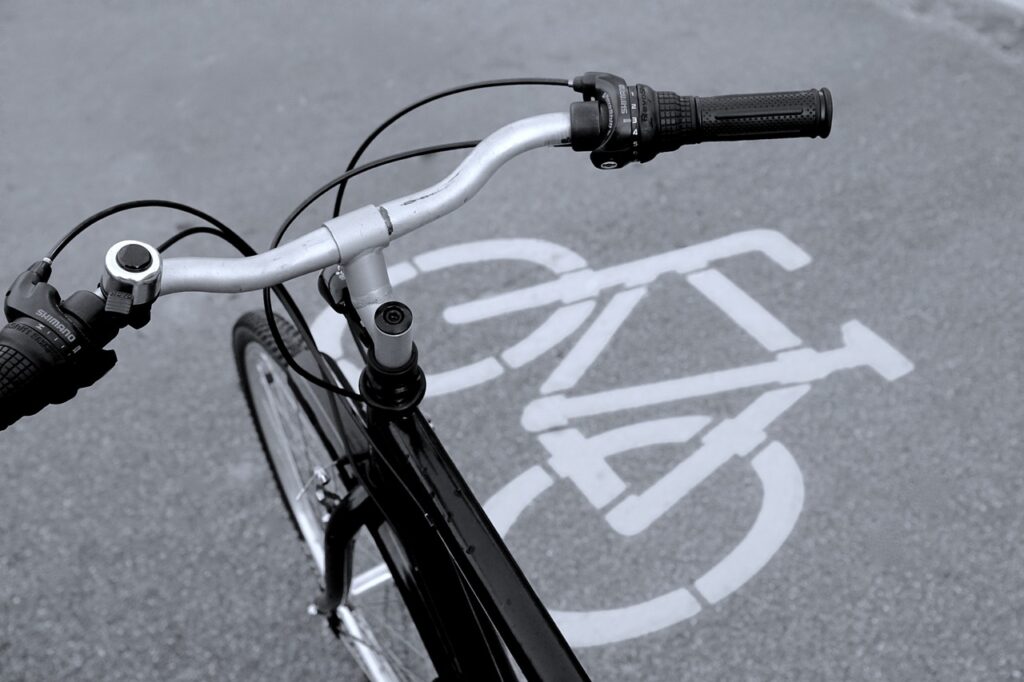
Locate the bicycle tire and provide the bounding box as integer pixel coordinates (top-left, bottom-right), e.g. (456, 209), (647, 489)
(232, 311), (439, 681)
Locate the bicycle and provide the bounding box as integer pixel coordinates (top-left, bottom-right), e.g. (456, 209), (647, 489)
(0, 72), (832, 680)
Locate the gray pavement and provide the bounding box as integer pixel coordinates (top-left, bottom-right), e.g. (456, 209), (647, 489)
(1, 1), (1023, 680)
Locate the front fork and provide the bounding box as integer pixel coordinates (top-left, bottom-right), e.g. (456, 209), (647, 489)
(314, 485), (380, 617)
(313, 264), (528, 680)
(311, 265), (427, 624)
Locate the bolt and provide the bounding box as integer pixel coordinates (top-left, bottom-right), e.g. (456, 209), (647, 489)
(374, 301), (412, 336)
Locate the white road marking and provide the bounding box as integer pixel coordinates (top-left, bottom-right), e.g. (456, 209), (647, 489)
(312, 239), (598, 395)
(413, 238), (587, 274)
(540, 287), (647, 394)
(483, 465), (555, 536)
(550, 587), (702, 649)
(687, 268), (802, 351)
(387, 260), (418, 285)
(308, 230), (914, 648)
(445, 229), (811, 324)
(310, 309), (345, 360)
(604, 386), (809, 536)
(694, 441), (804, 604)
(481, 431), (806, 648)
(350, 563), (394, 596)
(521, 320), (913, 432)
(501, 300), (595, 369)
(426, 357), (504, 396)
(541, 416), (711, 509)
(444, 267), (598, 324)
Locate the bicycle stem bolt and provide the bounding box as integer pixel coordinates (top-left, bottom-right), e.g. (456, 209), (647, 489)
(372, 301), (413, 369)
(360, 300), (425, 412)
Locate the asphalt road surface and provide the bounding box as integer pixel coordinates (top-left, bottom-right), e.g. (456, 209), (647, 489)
(2, 1), (1022, 680)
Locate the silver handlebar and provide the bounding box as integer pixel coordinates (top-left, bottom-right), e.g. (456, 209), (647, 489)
(380, 112), (571, 239)
(157, 113), (571, 296)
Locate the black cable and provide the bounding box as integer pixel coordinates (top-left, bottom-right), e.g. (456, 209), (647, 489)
(331, 77), (570, 218)
(47, 82), (570, 413)
(259, 284), (366, 400)
(149, 221), (381, 526)
(259, 139), (504, 527)
(129, 214), (419, 560)
(261, 140), (481, 400)
(48, 80), (569, 404)
(305, 79), (575, 571)
(271, 139), (480, 249)
(52, 197), (361, 399)
(46, 199), (256, 261)
(43, 144), (481, 401)
(156, 226), (224, 253)
(264, 79), (574, 418)
(115, 218), (442, 592)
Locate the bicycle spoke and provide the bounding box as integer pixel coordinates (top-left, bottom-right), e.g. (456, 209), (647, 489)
(339, 605), (433, 681)
(337, 622), (420, 681)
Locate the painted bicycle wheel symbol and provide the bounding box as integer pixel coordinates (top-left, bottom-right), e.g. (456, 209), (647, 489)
(312, 229), (914, 647)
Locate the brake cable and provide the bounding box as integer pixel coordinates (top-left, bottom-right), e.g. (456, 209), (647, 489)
(330, 77), (571, 218)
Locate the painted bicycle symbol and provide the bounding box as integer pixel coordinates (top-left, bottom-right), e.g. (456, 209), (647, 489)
(311, 229), (913, 647)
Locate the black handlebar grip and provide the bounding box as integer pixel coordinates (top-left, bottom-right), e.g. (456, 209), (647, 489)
(651, 88), (831, 153)
(0, 339), (44, 430)
(695, 89), (832, 141)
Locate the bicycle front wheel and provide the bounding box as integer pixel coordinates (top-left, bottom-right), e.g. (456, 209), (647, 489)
(232, 311), (438, 681)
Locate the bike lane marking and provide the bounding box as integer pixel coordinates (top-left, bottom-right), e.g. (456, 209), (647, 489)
(539, 287), (647, 395)
(603, 385), (809, 536)
(520, 321), (914, 432)
(693, 441), (804, 605)
(442, 230), (811, 325)
(501, 300), (596, 369)
(686, 268), (802, 352)
(314, 231), (816, 396)
(483, 437), (805, 646)
(312, 229), (914, 648)
(542, 416), (713, 509)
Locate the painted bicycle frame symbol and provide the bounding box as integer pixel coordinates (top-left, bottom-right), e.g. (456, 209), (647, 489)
(311, 229), (913, 647)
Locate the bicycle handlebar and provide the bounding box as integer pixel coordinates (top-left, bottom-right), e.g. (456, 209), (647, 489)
(0, 73), (833, 429)
(158, 114), (572, 296)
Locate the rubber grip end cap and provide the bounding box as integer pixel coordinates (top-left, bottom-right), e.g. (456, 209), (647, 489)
(818, 87), (833, 139)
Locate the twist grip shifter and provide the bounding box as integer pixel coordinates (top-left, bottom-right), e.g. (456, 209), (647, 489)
(570, 71), (832, 168)
(0, 242), (159, 430)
